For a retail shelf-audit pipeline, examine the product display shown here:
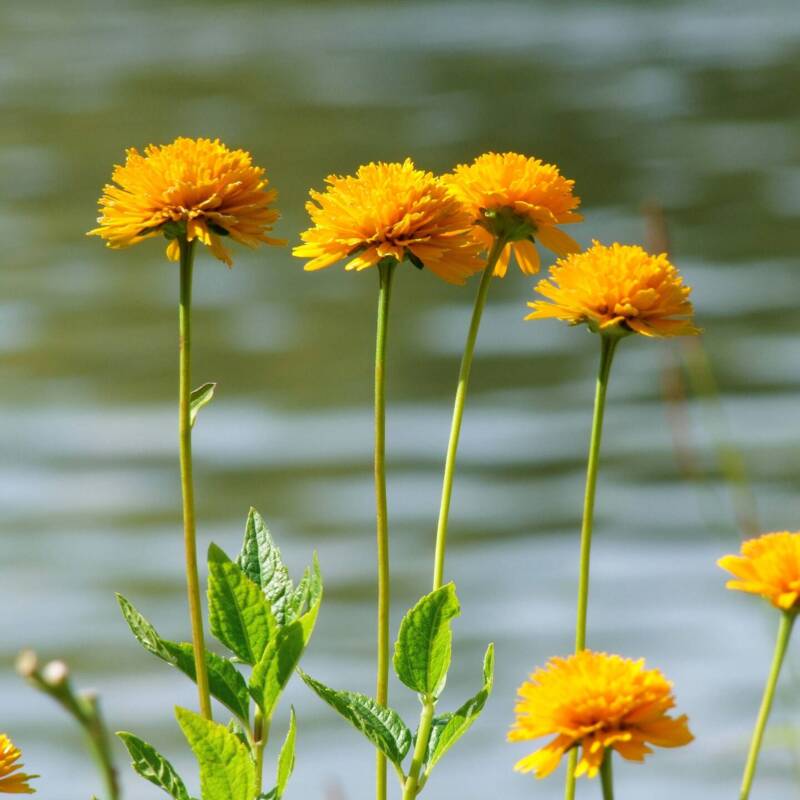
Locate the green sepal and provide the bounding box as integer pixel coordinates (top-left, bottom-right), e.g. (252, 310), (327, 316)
(249, 621), (305, 718)
(300, 671), (411, 768)
(189, 383), (216, 428)
(208, 543), (276, 664)
(393, 583), (460, 699)
(116, 594), (250, 724)
(175, 707), (256, 800)
(425, 643), (495, 772)
(116, 732), (190, 800)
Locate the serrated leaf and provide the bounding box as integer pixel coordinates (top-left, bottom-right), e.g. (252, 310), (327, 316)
(300, 672), (411, 766)
(189, 382), (216, 427)
(237, 508), (294, 625)
(287, 553), (323, 622)
(249, 621), (305, 717)
(208, 543), (276, 664)
(117, 594), (250, 724)
(425, 643), (495, 772)
(393, 583), (460, 698)
(176, 707), (255, 800)
(275, 707), (297, 799)
(117, 732), (189, 800)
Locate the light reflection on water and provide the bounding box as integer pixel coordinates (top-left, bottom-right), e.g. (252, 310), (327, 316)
(2, 0), (800, 797)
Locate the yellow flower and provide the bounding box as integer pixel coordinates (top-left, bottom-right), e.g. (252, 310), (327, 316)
(526, 241), (700, 337)
(0, 735), (36, 794)
(442, 151), (582, 277)
(88, 137), (284, 266)
(293, 159), (483, 284)
(719, 531), (800, 611)
(508, 651), (693, 780)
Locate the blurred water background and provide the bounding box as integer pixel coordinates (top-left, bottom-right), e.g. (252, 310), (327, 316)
(2, 0), (800, 797)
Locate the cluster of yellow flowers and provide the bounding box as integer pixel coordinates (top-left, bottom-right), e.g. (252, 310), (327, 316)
(88, 139), (699, 341)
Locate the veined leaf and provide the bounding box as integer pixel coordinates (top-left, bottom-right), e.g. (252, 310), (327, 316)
(287, 553), (323, 623)
(237, 508), (294, 625)
(189, 382), (216, 427)
(208, 543), (276, 664)
(275, 707), (297, 799)
(300, 672), (411, 767)
(176, 707), (256, 800)
(426, 643), (495, 771)
(117, 732), (189, 800)
(116, 594), (250, 724)
(249, 621), (305, 717)
(393, 583), (460, 698)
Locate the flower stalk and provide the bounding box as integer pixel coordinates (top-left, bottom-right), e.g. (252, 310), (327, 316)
(374, 258), (397, 800)
(739, 610), (796, 800)
(178, 237), (212, 721)
(600, 752), (614, 800)
(432, 235), (507, 590)
(565, 333), (619, 800)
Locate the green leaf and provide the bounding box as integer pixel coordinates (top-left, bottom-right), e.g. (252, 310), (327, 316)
(287, 553), (323, 623)
(300, 672), (411, 767)
(237, 508), (295, 625)
(393, 583), (460, 698)
(249, 621), (305, 717)
(117, 732), (190, 800)
(189, 382), (216, 427)
(175, 707), (256, 800)
(208, 543), (276, 664)
(425, 643), (495, 772)
(117, 594), (250, 724)
(275, 707), (297, 799)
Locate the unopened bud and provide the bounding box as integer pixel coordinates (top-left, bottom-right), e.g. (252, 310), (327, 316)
(15, 649), (39, 678)
(42, 660), (70, 686)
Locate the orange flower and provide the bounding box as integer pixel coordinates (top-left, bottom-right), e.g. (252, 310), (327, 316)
(526, 241), (700, 337)
(509, 651), (693, 780)
(719, 531), (800, 611)
(89, 137), (284, 266)
(0, 735), (36, 794)
(442, 152), (582, 277)
(293, 159), (483, 284)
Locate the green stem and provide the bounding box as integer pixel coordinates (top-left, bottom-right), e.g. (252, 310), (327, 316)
(83, 693), (120, 800)
(402, 698), (435, 800)
(739, 611), (795, 800)
(374, 259), (397, 800)
(565, 333), (619, 800)
(432, 236), (506, 590)
(178, 237), (212, 721)
(253, 707), (269, 795)
(600, 751), (614, 800)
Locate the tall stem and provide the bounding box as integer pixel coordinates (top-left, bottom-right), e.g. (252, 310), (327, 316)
(402, 698), (435, 800)
(565, 333), (619, 800)
(178, 237), (212, 721)
(432, 236), (506, 590)
(739, 611), (795, 800)
(599, 751), (614, 800)
(374, 259), (397, 800)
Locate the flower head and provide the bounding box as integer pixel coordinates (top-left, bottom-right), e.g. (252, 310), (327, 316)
(719, 531), (800, 611)
(526, 241), (699, 337)
(509, 651), (693, 780)
(442, 152), (582, 277)
(89, 137), (284, 266)
(293, 159), (483, 284)
(0, 735), (37, 794)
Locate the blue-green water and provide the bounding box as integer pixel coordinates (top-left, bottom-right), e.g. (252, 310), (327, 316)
(2, 0), (800, 797)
